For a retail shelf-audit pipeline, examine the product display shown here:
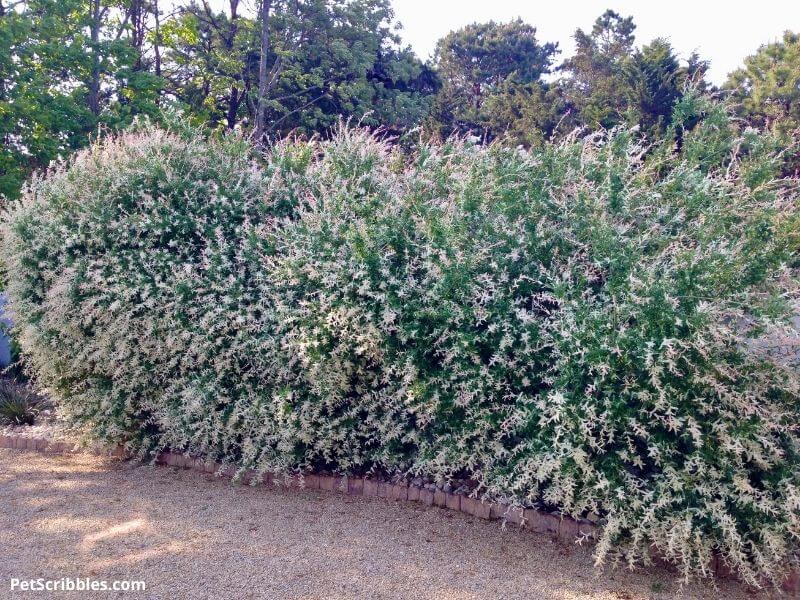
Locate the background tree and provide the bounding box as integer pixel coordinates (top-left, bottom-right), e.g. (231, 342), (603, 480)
(0, 0), (163, 199)
(560, 9), (636, 129)
(428, 19), (558, 140)
(623, 38), (683, 135)
(480, 80), (569, 146)
(726, 31), (800, 174)
(726, 31), (800, 136)
(160, 0), (435, 137)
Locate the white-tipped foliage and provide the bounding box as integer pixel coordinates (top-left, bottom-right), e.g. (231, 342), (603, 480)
(3, 98), (799, 585)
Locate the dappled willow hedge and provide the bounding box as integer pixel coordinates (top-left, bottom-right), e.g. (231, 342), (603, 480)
(3, 94), (800, 585)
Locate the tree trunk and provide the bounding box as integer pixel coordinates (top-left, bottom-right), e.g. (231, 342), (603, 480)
(254, 0), (272, 142)
(88, 0), (102, 115)
(225, 0), (240, 129)
(227, 86), (240, 130)
(153, 0), (162, 78)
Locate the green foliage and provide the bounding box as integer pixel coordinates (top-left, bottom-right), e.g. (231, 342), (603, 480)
(726, 31), (800, 135)
(0, 0), (163, 200)
(3, 96), (799, 586)
(560, 12), (698, 136)
(725, 31), (800, 173)
(428, 19), (558, 140)
(161, 0), (437, 136)
(561, 9), (637, 129)
(624, 38), (683, 135)
(0, 380), (41, 425)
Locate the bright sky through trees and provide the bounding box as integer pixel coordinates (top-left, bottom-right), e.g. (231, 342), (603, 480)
(390, 0), (800, 84)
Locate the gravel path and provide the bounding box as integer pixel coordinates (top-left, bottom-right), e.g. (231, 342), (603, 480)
(0, 449), (773, 600)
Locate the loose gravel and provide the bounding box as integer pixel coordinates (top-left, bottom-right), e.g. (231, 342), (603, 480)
(0, 449), (774, 600)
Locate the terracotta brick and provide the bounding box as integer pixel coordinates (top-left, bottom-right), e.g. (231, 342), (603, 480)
(249, 471), (270, 485)
(407, 485), (420, 502)
(490, 502), (506, 520)
(557, 516), (580, 542)
(461, 496), (492, 519)
(363, 479), (379, 497)
(493, 505), (524, 526)
(240, 469), (259, 485)
(419, 488), (435, 505)
(433, 489), (447, 507)
(218, 465), (236, 479)
(525, 509), (559, 536)
(321, 475), (345, 492)
(280, 473), (303, 488)
(377, 482), (392, 498)
(445, 493), (461, 511)
(390, 483), (408, 501)
(577, 519), (597, 540)
(348, 477), (364, 496)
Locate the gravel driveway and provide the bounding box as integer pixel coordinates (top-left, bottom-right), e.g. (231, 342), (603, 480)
(0, 449), (771, 599)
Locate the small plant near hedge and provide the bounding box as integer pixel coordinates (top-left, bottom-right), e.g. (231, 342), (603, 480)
(1, 95), (799, 587)
(0, 379), (42, 425)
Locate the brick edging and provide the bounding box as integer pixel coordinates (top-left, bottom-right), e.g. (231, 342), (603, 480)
(1, 432), (797, 592)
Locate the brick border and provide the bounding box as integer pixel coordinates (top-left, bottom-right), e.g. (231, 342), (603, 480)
(1, 431), (797, 592)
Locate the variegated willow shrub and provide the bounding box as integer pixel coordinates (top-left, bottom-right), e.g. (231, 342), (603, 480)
(2, 94), (799, 585)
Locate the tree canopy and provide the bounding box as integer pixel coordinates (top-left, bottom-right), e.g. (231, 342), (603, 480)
(0, 2), (796, 198)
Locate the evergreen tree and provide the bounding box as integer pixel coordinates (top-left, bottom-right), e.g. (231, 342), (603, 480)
(428, 19), (558, 140)
(160, 0), (436, 137)
(726, 31), (800, 136)
(624, 38), (683, 135)
(561, 9), (636, 129)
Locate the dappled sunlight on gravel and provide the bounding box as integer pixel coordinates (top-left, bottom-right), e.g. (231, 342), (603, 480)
(0, 449), (772, 600)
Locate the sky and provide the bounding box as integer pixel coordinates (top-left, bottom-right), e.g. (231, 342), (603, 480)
(389, 0), (800, 85)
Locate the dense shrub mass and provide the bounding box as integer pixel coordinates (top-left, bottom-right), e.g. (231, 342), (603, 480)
(3, 96), (800, 585)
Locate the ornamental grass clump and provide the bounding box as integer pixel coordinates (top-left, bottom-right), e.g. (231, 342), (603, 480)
(2, 95), (799, 586)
